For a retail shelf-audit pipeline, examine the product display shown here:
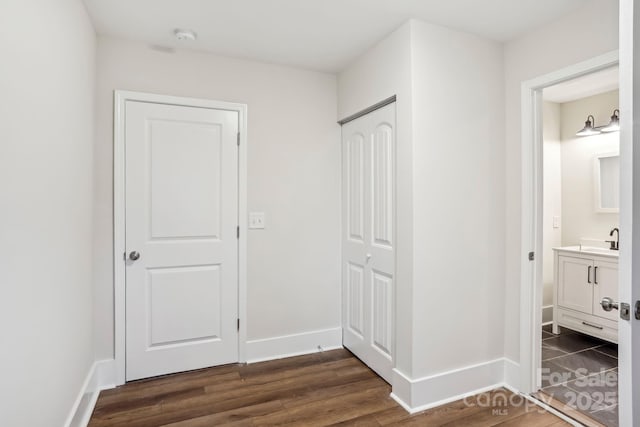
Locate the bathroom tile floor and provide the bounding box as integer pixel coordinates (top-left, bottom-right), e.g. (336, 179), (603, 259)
(540, 324), (618, 426)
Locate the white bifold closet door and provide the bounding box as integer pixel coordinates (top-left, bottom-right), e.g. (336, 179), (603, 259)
(124, 100), (239, 381)
(342, 103), (395, 383)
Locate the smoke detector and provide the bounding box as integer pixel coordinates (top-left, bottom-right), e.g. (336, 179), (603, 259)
(174, 29), (197, 41)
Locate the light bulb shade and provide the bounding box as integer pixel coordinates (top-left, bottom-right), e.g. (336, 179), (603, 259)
(600, 109), (620, 133)
(576, 115), (600, 137)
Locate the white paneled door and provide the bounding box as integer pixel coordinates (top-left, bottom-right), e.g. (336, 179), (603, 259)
(125, 100), (239, 381)
(342, 103), (395, 383)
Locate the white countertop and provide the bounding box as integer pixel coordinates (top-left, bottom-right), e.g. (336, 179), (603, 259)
(553, 245), (619, 259)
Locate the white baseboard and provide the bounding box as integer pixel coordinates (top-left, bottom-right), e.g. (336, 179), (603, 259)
(390, 358), (513, 413)
(503, 358), (521, 391)
(245, 327), (343, 364)
(65, 359), (116, 427)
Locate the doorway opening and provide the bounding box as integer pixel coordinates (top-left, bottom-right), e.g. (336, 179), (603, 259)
(519, 51), (620, 426)
(537, 68), (620, 426)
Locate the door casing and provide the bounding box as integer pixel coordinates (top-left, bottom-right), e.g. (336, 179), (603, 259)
(113, 90), (248, 385)
(518, 51), (618, 393)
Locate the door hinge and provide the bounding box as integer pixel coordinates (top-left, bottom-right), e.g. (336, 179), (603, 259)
(237, 132), (240, 146)
(237, 226), (240, 239)
(528, 251), (535, 261)
(237, 318), (240, 331)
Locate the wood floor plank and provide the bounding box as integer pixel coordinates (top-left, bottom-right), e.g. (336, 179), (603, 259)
(381, 404), (482, 426)
(160, 400), (284, 427)
(97, 371), (242, 407)
(275, 386), (395, 426)
(282, 377), (386, 410)
(493, 410), (572, 427)
(89, 349), (568, 426)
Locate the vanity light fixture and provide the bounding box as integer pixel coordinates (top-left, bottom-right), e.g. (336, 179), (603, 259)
(576, 115), (600, 137)
(575, 109), (621, 137)
(600, 109), (620, 133)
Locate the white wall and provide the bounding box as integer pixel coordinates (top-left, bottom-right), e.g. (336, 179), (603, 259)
(337, 21), (415, 376)
(503, 0), (619, 365)
(94, 37), (341, 359)
(560, 90), (620, 245)
(410, 20), (505, 378)
(0, 0), (96, 426)
(542, 101), (562, 316)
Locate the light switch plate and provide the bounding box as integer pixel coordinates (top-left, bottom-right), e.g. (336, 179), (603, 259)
(249, 212), (265, 229)
(553, 216), (560, 229)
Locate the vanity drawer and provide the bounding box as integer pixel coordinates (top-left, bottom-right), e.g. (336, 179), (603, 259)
(556, 307), (618, 344)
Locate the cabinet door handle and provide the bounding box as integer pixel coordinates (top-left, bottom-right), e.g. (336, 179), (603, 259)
(594, 266), (598, 285)
(587, 265), (591, 284)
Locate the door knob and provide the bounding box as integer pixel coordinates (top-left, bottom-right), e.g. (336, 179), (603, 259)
(601, 297), (619, 311)
(129, 251), (141, 261)
(366, 253), (372, 263)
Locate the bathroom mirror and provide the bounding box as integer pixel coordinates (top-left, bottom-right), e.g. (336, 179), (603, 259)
(594, 152), (619, 213)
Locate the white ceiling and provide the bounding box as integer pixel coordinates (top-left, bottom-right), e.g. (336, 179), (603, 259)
(543, 66), (619, 103)
(83, 0), (587, 73)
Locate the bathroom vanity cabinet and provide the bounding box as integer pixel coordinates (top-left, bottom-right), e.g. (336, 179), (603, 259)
(552, 247), (618, 343)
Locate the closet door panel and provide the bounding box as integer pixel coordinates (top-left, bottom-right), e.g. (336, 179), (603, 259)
(341, 103), (395, 384)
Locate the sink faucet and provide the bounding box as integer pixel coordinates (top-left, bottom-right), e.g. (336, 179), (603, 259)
(607, 227), (619, 250)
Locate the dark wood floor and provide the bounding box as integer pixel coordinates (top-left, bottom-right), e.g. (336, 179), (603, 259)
(89, 349), (570, 426)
